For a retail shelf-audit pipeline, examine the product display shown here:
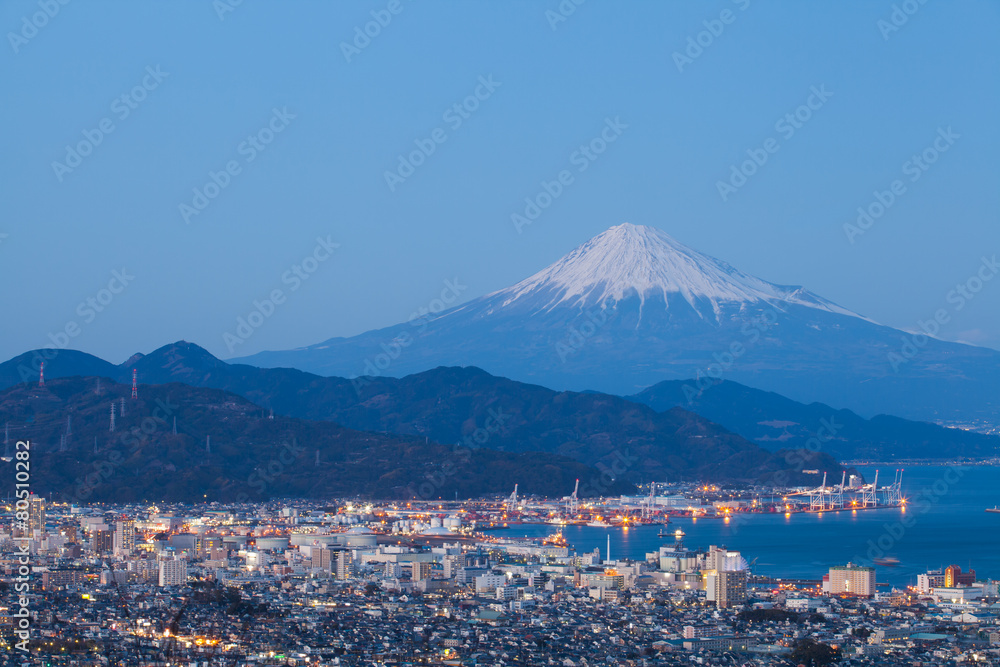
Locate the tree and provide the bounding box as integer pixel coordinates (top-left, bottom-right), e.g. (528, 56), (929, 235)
(789, 638), (840, 666)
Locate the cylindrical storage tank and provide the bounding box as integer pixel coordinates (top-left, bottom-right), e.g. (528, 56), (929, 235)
(255, 537), (289, 551)
(289, 533), (340, 547)
(342, 534), (377, 548)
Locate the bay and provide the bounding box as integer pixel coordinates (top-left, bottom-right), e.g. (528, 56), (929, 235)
(498, 465), (1000, 587)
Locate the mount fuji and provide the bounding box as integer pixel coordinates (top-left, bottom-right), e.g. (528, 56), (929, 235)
(236, 224), (1000, 426)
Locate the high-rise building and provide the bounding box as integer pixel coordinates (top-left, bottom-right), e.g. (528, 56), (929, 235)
(702, 546), (749, 608)
(28, 496), (45, 534)
(335, 550), (353, 580)
(715, 570), (748, 608)
(158, 560), (188, 587)
(314, 547), (333, 571)
(91, 529), (113, 555)
(198, 536), (224, 556)
(412, 561), (434, 581)
(828, 563), (875, 596)
(313, 547), (352, 579)
(114, 519), (135, 555)
(944, 564), (976, 587)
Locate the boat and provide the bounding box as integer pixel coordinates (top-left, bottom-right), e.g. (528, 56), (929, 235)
(986, 506), (1000, 514)
(587, 520), (610, 528)
(873, 557), (900, 567)
(542, 531), (568, 547)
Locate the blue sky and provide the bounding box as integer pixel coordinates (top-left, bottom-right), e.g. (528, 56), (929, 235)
(1, 0), (998, 362)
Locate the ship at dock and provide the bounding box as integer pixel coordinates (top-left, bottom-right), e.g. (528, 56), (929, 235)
(873, 557), (900, 567)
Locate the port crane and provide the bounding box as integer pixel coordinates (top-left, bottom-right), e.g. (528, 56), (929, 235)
(790, 468), (904, 511)
(565, 479), (579, 515)
(504, 484), (518, 511)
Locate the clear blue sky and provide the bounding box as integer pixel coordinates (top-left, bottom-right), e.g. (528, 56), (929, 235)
(1, 0), (998, 363)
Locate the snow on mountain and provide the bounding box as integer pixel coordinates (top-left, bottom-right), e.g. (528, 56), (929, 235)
(472, 223), (864, 321)
(234, 222), (1000, 427)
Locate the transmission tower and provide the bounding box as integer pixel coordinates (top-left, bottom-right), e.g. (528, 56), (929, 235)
(131, 369), (137, 399)
(39, 361), (44, 387)
(110, 403), (116, 433)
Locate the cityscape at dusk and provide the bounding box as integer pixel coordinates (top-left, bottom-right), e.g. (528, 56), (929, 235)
(2, 1), (999, 665)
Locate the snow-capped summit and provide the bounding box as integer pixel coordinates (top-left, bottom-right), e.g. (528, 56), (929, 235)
(480, 223), (861, 321)
(236, 222), (1000, 426)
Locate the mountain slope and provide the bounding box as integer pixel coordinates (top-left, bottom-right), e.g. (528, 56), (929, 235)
(476, 222), (861, 320)
(234, 223), (1000, 426)
(629, 379), (1000, 461)
(0, 349), (119, 388)
(0, 342), (845, 486)
(1, 340), (992, 466)
(0, 377), (630, 502)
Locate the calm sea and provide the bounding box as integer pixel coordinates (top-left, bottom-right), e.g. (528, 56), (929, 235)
(500, 465), (1000, 587)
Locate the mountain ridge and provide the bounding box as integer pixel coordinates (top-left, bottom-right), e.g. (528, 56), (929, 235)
(231, 224), (1000, 426)
(0, 376), (634, 502)
(0, 342), (845, 486)
(628, 379), (1000, 460)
